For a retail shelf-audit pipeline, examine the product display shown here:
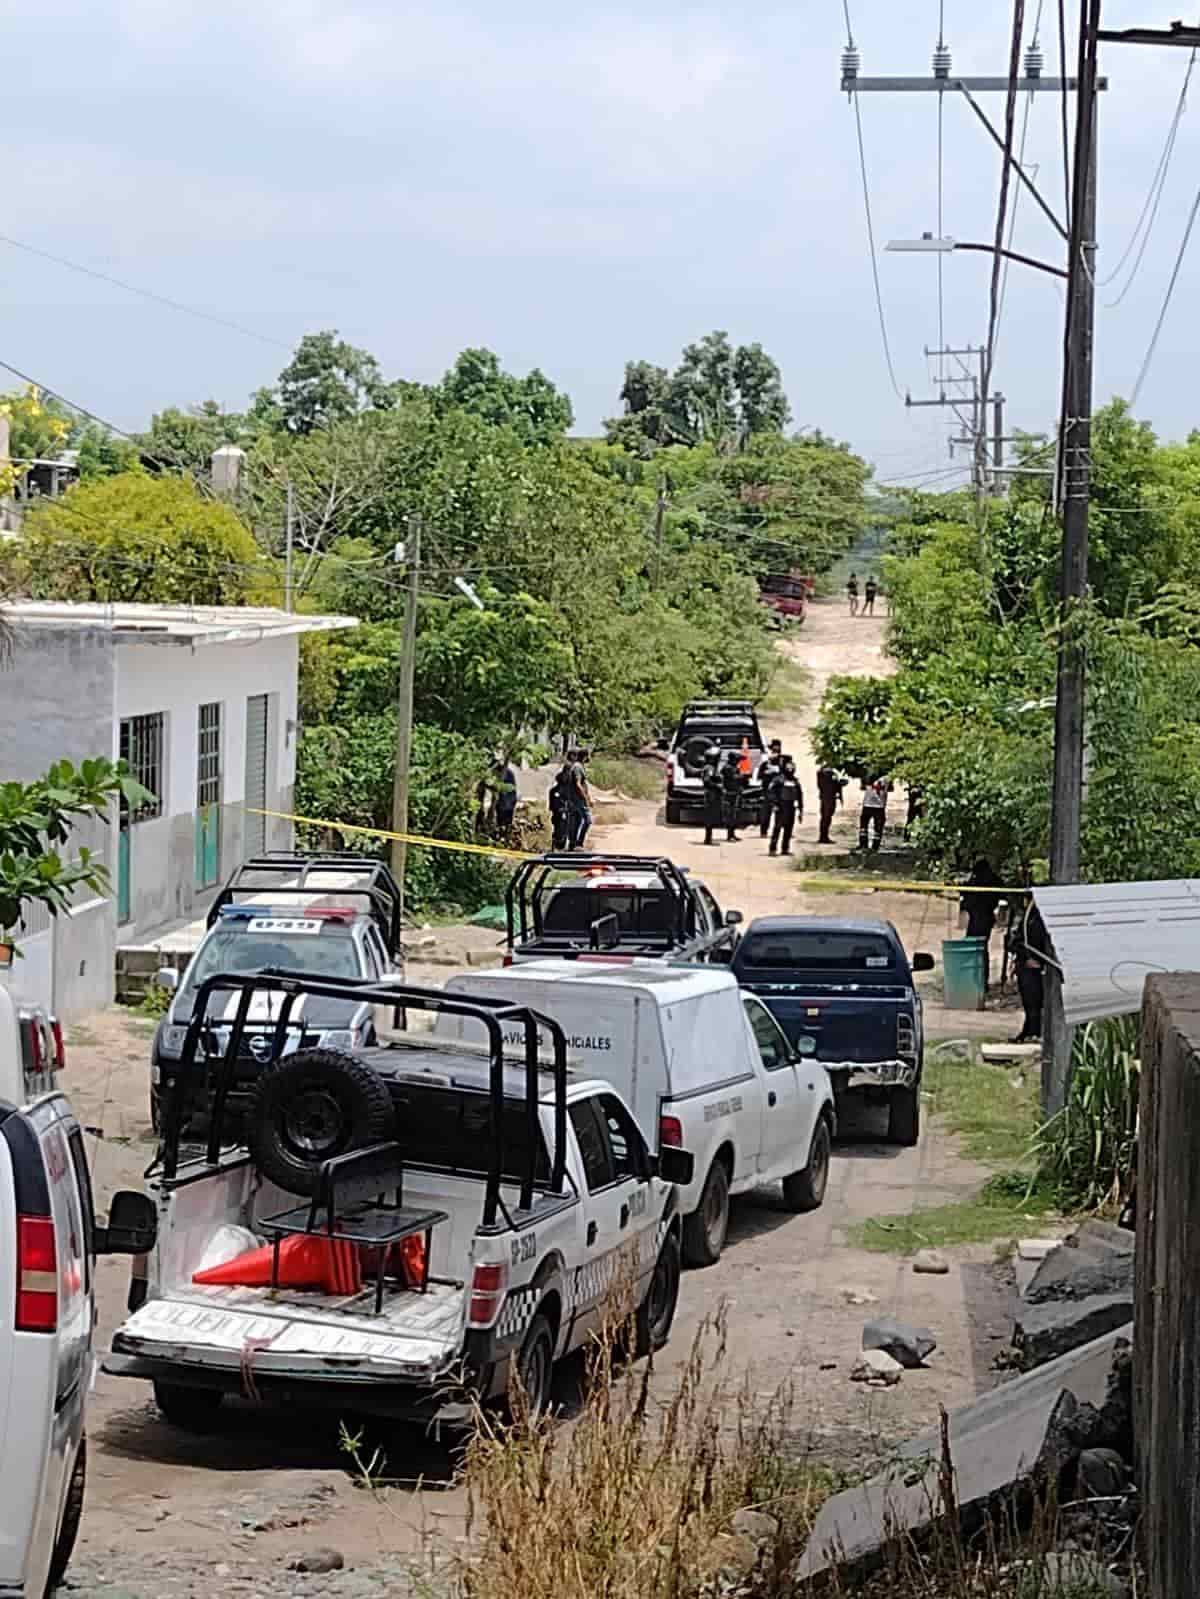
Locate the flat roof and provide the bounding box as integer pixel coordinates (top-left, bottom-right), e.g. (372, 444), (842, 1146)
(6, 600), (358, 647)
(448, 960), (737, 1003)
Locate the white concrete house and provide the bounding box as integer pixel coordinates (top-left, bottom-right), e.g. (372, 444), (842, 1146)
(0, 601), (357, 1019)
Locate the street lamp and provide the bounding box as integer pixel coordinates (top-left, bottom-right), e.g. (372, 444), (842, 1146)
(886, 235), (1067, 278)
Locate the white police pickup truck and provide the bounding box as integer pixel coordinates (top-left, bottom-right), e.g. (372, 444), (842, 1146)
(105, 972), (694, 1428)
(436, 961), (837, 1268)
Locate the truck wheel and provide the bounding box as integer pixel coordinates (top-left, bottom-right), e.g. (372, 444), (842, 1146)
(782, 1118), (832, 1213)
(888, 1085), (921, 1147)
(511, 1314), (555, 1420)
(665, 800), (683, 826)
(153, 1381), (225, 1430)
(249, 1048), (395, 1197)
(634, 1232), (681, 1356)
(46, 1436), (86, 1591)
(682, 1160), (730, 1267)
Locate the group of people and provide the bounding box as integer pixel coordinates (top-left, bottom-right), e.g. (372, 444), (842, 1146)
(548, 749), (593, 851)
(846, 572), (881, 616)
(959, 857), (1052, 1043)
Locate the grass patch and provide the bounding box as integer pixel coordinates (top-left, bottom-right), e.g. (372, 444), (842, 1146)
(850, 1052), (1054, 1253)
(923, 1049), (1039, 1166)
(588, 754), (664, 802)
(850, 1172), (1060, 1255)
(759, 655), (811, 715)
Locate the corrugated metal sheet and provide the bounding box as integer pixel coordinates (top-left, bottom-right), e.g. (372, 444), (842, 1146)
(1033, 880), (1200, 1025)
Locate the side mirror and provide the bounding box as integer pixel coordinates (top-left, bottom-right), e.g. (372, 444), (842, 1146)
(156, 967), (179, 993)
(912, 952), (935, 973)
(94, 1190), (157, 1255)
(725, 909), (744, 926)
(655, 1146), (696, 1188)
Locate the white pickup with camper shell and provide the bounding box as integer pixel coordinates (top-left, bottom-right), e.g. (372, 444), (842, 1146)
(435, 961), (836, 1267)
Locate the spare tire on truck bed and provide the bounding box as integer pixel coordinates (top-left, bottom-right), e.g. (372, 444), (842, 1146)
(249, 1048), (396, 1196)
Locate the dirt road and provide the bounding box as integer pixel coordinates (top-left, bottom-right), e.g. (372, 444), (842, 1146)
(63, 601), (1021, 1598)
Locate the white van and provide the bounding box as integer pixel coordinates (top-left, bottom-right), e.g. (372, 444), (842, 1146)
(436, 962), (836, 1267)
(0, 981), (153, 1598)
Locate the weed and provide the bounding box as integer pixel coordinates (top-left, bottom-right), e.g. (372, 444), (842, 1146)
(850, 1173), (1060, 1255)
(1032, 1017), (1138, 1213)
(759, 656), (811, 715)
(923, 1051), (1040, 1167)
(134, 983), (170, 1019)
(587, 754), (664, 803)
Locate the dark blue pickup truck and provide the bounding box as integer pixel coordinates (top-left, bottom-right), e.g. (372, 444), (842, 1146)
(730, 916), (935, 1146)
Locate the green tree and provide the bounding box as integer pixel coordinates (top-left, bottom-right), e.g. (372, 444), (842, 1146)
(8, 473), (269, 605)
(135, 401), (247, 475)
(253, 331), (391, 435)
(437, 348), (573, 445)
(606, 331), (790, 454)
(0, 759), (147, 933)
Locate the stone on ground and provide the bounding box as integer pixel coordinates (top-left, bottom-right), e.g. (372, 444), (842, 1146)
(795, 1326), (1131, 1582)
(1075, 1446), (1128, 1499)
(912, 1247), (949, 1274)
(850, 1349), (903, 1385)
(862, 1314), (936, 1368)
(1014, 1293), (1134, 1368)
(288, 1548), (346, 1574)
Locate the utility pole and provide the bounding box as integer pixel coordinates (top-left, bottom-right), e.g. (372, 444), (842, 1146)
(284, 481), (295, 613)
(653, 474), (667, 589)
(390, 517), (421, 945)
(992, 393), (1005, 477)
(1043, 0), (1101, 1117)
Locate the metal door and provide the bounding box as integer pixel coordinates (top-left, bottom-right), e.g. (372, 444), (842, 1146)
(117, 825), (131, 923)
(243, 695), (269, 858)
(195, 702), (222, 888)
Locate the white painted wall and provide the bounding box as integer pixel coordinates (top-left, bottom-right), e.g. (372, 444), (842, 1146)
(115, 634), (299, 814)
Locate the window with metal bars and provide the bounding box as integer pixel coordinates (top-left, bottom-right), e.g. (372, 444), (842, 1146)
(197, 702), (221, 807)
(119, 713), (164, 822)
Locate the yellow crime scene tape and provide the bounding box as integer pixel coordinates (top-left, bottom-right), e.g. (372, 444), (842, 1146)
(248, 808), (1029, 898)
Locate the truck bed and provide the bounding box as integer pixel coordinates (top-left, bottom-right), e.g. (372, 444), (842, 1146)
(113, 1278), (467, 1381)
(738, 981), (910, 1065)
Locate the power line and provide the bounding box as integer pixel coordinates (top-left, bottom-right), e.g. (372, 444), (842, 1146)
(1102, 36), (1197, 301)
(981, 1), (1026, 449)
(993, 0), (1045, 364)
(1130, 178), (1200, 404)
(849, 85), (905, 401)
(0, 232), (290, 350)
(1057, 0), (1073, 221)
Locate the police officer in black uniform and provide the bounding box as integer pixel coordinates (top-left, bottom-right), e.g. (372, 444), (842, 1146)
(769, 757), (802, 856)
(701, 746), (725, 845)
(759, 739), (784, 837)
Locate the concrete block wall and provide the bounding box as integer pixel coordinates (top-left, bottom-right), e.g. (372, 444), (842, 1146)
(1135, 974), (1200, 1599)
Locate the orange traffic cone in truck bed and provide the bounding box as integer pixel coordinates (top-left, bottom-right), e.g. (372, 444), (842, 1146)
(193, 1234), (362, 1295)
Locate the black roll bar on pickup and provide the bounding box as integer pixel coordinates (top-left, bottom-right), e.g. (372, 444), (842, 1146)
(505, 851), (701, 950)
(161, 970), (570, 1226)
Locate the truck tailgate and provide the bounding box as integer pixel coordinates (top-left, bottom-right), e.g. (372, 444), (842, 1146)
(112, 1284), (465, 1382)
(741, 983), (910, 1064)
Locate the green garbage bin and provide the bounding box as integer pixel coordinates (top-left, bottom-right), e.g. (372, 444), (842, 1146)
(942, 936), (987, 1010)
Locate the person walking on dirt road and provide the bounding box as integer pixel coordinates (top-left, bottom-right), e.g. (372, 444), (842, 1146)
(565, 748), (593, 851)
(769, 757), (802, 856)
(816, 765), (845, 844)
(864, 576), (878, 615)
(846, 572), (859, 616)
(758, 739), (784, 837)
(858, 776), (890, 852)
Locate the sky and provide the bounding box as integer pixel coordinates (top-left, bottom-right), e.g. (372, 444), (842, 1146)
(3, 1), (1199, 488)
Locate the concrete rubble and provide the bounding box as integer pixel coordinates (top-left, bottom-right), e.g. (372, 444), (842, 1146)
(794, 1325), (1132, 1582)
(1012, 1218), (1135, 1369)
(862, 1314), (937, 1368)
(850, 1349), (903, 1385)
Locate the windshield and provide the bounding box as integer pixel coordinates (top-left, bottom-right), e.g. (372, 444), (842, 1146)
(738, 931), (896, 971)
(182, 927), (360, 996)
(540, 887), (675, 939)
(678, 721), (759, 748)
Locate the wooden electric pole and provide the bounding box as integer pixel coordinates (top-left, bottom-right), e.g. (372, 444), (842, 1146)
(1043, 0), (1101, 1116)
(390, 517), (421, 943)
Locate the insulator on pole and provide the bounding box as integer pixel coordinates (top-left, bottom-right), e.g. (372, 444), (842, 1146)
(932, 43), (952, 79)
(1024, 42), (1044, 78)
(841, 43), (861, 83)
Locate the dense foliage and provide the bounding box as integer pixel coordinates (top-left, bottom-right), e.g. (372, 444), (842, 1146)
(812, 398), (1200, 881)
(0, 329), (869, 910)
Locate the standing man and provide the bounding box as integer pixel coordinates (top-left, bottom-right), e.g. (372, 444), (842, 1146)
(904, 784), (925, 840)
(758, 739), (784, 838)
(720, 747), (745, 843)
(769, 757), (802, 857)
(548, 762), (571, 850)
(816, 764), (845, 845)
(960, 858), (1003, 992)
(846, 572), (859, 616)
(1006, 890), (1049, 1042)
(566, 748), (592, 852)
(493, 758), (519, 842)
(858, 776), (890, 852)
(701, 746), (725, 846)
(864, 575), (878, 616)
